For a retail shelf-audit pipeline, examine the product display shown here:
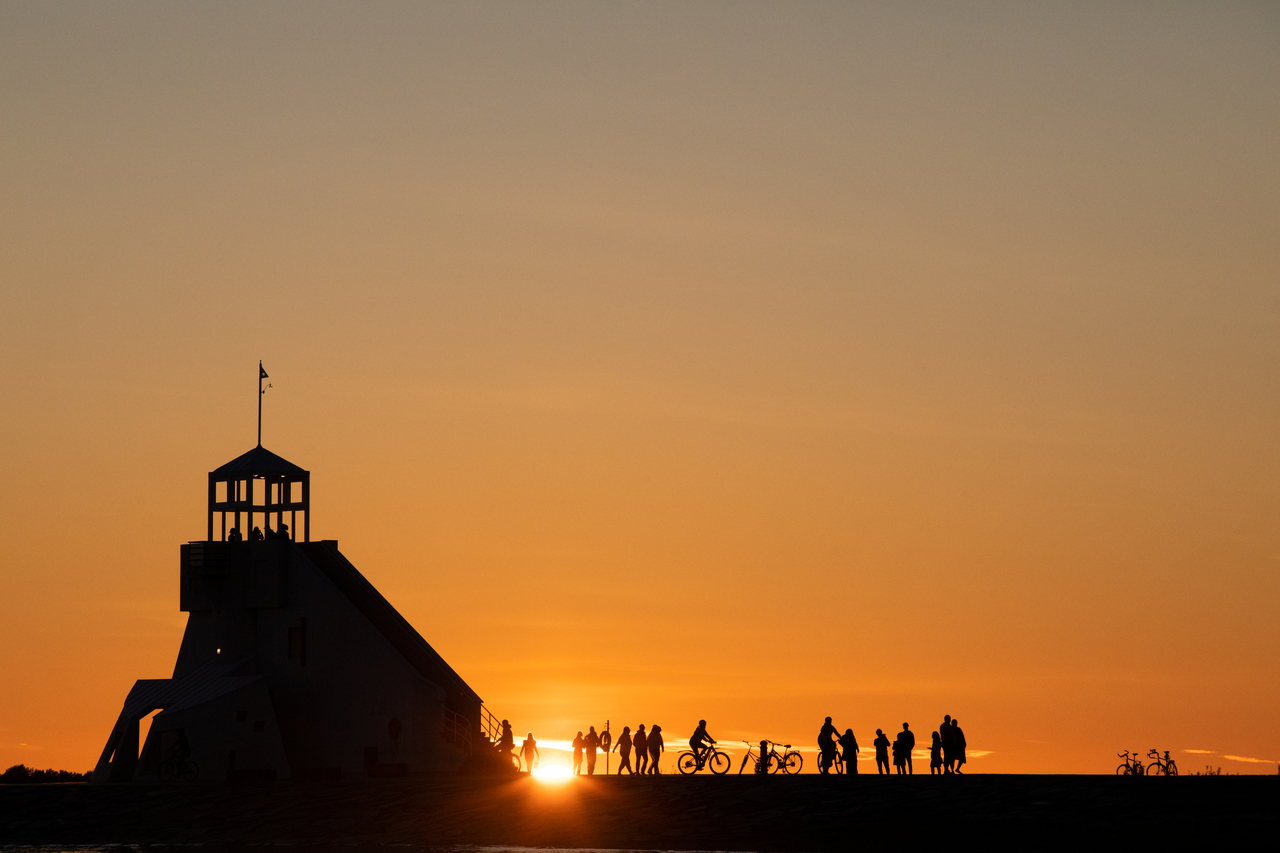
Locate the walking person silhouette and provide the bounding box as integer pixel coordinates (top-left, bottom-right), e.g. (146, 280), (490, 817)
(838, 728), (859, 775)
(940, 715), (954, 774)
(520, 732), (539, 773)
(572, 730), (585, 775)
(584, 726), (601, 775)
(874, 729), (891, 775)
(929, 731), (943, 775)
(633, 725), (649, 775)
(647, 725), (664, 774)
(952, 719), (967, 774)
(613, 726), (633, 775)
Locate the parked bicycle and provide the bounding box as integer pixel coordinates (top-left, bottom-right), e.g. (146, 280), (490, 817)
(1116, 750), (1145, 776)
(737, 740), (803, 775)
(678, 742), (732, 775)
(159, 754), (199, 782)
(1146, 749), (1178, 777)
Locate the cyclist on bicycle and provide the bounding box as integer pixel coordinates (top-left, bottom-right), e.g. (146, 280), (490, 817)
(689, 720), (717, 767)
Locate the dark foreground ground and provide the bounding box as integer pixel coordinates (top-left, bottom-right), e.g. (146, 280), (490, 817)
(1, 773), (1273, 850)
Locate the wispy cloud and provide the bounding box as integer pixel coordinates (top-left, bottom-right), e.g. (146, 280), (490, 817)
(1182, 749), (1215, 754)
(1223, 755), (1276, 765)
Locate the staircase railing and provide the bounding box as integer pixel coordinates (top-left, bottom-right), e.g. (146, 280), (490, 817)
(442, 708), (472, 755)
(480, 704), (502, 745)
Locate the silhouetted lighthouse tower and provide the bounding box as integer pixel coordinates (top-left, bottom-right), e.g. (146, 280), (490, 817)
(92, 375), (506, 783)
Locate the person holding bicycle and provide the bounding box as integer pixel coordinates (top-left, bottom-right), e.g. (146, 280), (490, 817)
(689, 720), (717, 768)
(817, 716), (839, 774)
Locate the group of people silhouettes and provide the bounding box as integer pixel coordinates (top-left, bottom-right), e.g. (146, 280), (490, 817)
(500, 715), (967, 776)
(225, 522), (289, 542)
(862, 715), (966, 775)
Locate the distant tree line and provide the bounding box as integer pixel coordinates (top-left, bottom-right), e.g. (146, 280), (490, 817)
(1, 764), (90, 783)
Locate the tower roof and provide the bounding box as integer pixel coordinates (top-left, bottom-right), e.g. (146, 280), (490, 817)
(212, 445), (308, 477)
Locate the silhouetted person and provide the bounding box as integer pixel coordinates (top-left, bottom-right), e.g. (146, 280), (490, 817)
(892, 731), (907, 774)
(613, 726), (633, 774)
(498, 719), (515, 763)
(818, 716), (839, 775)
(227, 526), (243, 542)
(572, 730), (584, 775)
(689, 719), (716, 767)
(264, 524), (275, 539)
(952, 719), (966, 774)
(521, 732), (539, 772)
(930, 731), (943, 775)
(940, 714), (954, 774)
(647, 725), (664, 774)
(900, 723), (915, 774)
(278, 521), (289, 540)
(585, 726), (601, 775)
(633, 725), (649, 774)
(839, 728), (859, 774)
(873, 729), (890, 775)
(251, 526), (264, 541)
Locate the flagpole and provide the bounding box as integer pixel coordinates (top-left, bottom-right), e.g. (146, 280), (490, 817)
(257, 360), (263, 447)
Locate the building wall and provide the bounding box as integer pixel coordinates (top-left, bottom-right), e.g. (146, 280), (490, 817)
(176, 541), (468, 776)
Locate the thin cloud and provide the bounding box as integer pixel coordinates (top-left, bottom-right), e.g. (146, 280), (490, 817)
(1182, 749), (1215, 754)
(1223, 755), (1275, 764)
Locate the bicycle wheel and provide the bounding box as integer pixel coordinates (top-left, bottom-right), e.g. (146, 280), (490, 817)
(784, 751), (803, 774)
(677, 752), (700, 775)
(181, 760), (199, 782)
(1115, 763), (1130, 776)
(708, 750), (731, 775)
(1167, 760), (1177, 777)
(767, 752), (784, 775)
(1146, 763), (1163, 777)
(509, 753), (520, 771)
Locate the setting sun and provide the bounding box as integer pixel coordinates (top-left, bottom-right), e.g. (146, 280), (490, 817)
(531, 764), (573, 781)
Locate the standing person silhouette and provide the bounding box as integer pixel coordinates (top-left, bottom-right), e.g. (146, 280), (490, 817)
(838, 728), (859, 775)
(873, 729), (891, 775)
(572, 730), (585, 775)
(952, 719), (967, 774)
(647, 725), (664, 774)
(584, 726), (601, 775)
(892, 730), (907, 774)
(689, 720), (717, 768)
(227, 526), (243, 542)
(940, 714), (955, 774)
(613, 726), (633, 775)
(929, 731), (943, 775)
(817, 717), (840, 775)
(251, 526), (264, 541)
(633, 725), (649, 775)
(520, 732), (539, 773)
(900, 723), (915, 775)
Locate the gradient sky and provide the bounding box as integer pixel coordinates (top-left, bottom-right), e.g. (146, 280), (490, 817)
(2, 1), (1278, 775)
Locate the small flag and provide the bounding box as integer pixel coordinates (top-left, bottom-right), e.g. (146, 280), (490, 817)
(260, 364), (269, 379)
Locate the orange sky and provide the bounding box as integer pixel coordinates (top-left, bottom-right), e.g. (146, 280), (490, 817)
(1, 2), (1278, 775)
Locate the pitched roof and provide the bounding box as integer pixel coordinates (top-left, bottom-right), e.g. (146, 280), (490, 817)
(298, 541), (482, 708)
(212, 445), (308, 477)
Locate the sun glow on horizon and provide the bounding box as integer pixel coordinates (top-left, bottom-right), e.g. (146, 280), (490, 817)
(532, 764), (573, 781)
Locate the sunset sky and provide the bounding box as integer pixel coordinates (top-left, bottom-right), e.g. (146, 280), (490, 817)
(2, 1), (1277, 775)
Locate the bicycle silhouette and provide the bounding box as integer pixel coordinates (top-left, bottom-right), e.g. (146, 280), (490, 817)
(1146, 749), (1178, 777)
(678, 742), (731, 775)
(737, 740), (803, 775)
(1116, 750), (1145, 776)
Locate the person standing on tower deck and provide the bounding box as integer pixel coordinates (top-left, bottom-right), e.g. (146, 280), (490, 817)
(940, 715), (955, 774)
(572, 731), (585, 775)
(633, 725), (649, 775)
(952, 719), (967, 774)
(929, 731), (943, 774)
